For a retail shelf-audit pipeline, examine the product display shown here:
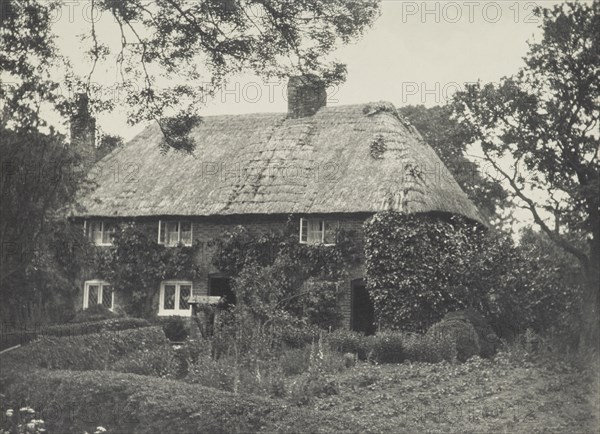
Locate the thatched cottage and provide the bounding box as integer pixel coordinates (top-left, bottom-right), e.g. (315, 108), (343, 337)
(71, 76), (483, 332)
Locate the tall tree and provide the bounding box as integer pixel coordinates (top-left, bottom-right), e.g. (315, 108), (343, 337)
(453, 2), (599, 347)
(398, 105), (508, 221)
(1, 0), (381, 150)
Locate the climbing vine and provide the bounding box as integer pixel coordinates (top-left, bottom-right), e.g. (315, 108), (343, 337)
(95, 223), (202, 317)
(212, 219), (361, 329)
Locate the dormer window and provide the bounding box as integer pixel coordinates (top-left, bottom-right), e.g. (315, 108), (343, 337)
(85, 221), (116, 246)
(299, 218), (337, 246)
(158, 220), (193, 246)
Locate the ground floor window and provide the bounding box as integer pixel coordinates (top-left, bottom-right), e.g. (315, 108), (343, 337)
(83, 280), (113, 310)
(159, 281), (192, 316)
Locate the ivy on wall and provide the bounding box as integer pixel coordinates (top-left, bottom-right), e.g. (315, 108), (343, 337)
(94, 223), (202, 317)
(364, 211), (584, 337)
(212, 220), (361, 329)
(364, 211), (489, 332)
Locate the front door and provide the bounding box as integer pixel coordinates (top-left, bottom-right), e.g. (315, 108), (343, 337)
(351, 279), (376, 335)
(208, 276), (235, 308)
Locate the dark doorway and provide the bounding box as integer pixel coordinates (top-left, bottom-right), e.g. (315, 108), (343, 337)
(351, 279), (375, 335)
(209, 276), (235, 308)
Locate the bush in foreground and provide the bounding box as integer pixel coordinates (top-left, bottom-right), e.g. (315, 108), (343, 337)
(1, 369), (347, 434)
(69, 305), (120, 323)
(41, 317), (150, 338)
(427, 318), (480, 362)
(1, 326), (169, 373)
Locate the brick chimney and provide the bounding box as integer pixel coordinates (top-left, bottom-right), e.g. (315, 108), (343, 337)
(287, 75), (327, 118)
(70, 93), (96, 164)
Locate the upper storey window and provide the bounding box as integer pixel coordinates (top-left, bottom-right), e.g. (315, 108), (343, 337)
(158, 221), (193, 246)
(85, 221), (116, 246)
(299, 218), (336, 245)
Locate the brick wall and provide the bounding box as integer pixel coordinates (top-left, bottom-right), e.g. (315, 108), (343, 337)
(76, 213), (371, 328)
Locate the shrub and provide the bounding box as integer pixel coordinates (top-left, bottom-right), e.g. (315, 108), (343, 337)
(1, 326), (169, 373)
(69, 304), (120, 323)
(41, 317), (150, 337)
(443, 309), (497, 357)
(1, 369), (325, 434)
(327, 329), (370, 360)
(369, 331), (405, 363)
(111, 345), (179, 378)
(365, 212), (484, 331)
(277, 323), (320, 349)
(427, 318), (480, 362)
(155, 316), (190, 342)
(403, 332), (457, 363)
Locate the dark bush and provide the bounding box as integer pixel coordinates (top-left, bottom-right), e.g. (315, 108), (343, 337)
(1, 326), (169, 373)
(327, 329), (370, 360)
(69, 304), (120, 323)
(403, 332), (457, 363)
(41, 317), (150, 338)
(369, 331), (405, 363)
(443, 309), (498, 357)
(1, 369), (336, 434)
(427, 319), (480, 362)
(155, 316), (190, 342)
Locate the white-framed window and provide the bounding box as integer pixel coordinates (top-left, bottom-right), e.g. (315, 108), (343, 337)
(158, 220), (193, 246)
(84, 220), (116, 246)
(83, 280), (114, 310)
(299, 218), (337, 245)
(159, 280), (192, 316)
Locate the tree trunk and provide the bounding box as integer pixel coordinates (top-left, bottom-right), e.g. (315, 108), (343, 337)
(581, 238), (600, 350)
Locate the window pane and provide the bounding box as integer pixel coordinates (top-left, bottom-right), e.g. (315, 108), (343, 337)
(163, 285), (176, 309)
(179, 285), (191, 310)
(300, 219), (308, 243)
(101, 285), (113, 308)
(159, 221), (165, 244)
(90, 222), (103, 245)
(88, 285), (99, 306)
(324, 221), (337, 245)
(102, 223), (116, 245)
(165, 222), (179, 246)
(180, 222), (192, 246)
(307, 220), (323, 244)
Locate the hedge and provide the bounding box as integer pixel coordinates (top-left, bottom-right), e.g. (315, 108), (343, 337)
(1, 326), (168, 373)
(41, 317), (151, 338)
(0, 369), (357, 434)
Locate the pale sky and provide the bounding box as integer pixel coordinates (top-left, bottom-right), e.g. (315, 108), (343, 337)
(41, 0), (573, 234)
(46, 0), (568, 140)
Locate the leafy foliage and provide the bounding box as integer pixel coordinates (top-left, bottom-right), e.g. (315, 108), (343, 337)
(364, 211), (584, 341)
(1, 0), (381, 151)
(364, 211), (485, 331)
(0, 128), (92, 326)
(0, 369), (318, 434)
(1, 326), (169, 373)
(212, 222), (361, 328)
(95, 222), (201, 316)
(69, 304), (120, 323)
(452, 2), (599, 346)
(42, 317), (150, 337)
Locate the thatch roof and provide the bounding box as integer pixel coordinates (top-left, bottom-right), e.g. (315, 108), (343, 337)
(72, 102), (484, 224)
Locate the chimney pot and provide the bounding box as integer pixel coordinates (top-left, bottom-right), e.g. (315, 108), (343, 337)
(70, 93), (96, 164)
(287, 75), (326, 118)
